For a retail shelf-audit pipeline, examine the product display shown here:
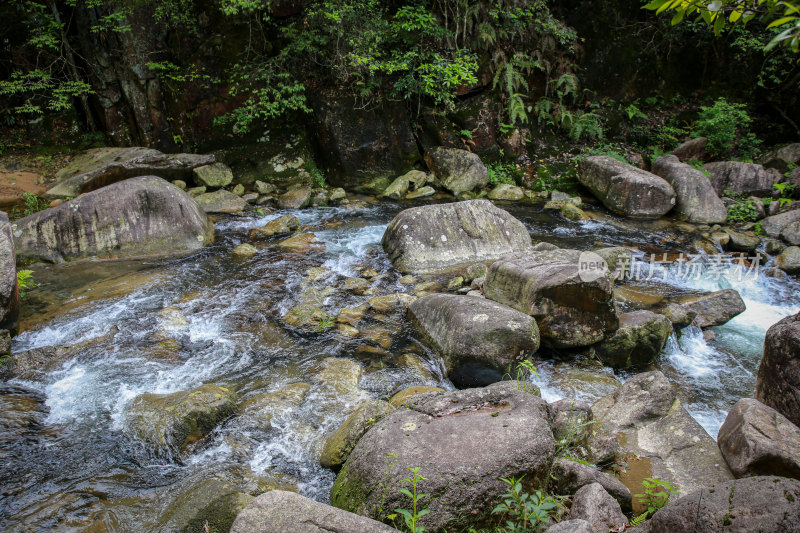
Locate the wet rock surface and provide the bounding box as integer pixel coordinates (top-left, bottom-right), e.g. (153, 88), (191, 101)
(756, 311), (800, 427)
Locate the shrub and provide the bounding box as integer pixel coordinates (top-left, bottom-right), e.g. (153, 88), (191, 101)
(692, 98), (760, 158)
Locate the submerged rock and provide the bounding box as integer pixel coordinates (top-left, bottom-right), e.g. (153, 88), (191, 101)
(408, 293), (540, 377)
(248, 214), (300, 239)
(717, 398), (800, 480)
(646, 476), (800, 532)
(46, 147), (214, 199)
(483, 249), (618, 348)
(756, 312), (800, 427)
(592, 371), (733, 496)
(593, 310), (672, 369)
(424, 146), (488, 195)
(0, 211), (19, 329)
(651, 155), (727, 223)
(232, 490), (400, 533)
(12, 176), (214, 262)
(331, 382), (555, 532)
(381, 199), (531, 273)
(578, 156), (676, 218)
(124, 383), (237, 457)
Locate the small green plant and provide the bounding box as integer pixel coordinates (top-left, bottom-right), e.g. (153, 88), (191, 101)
(487, 163), (520, 186)
(685, 159), (711, 177)
(393, 467), (430, 533)
(315, 313), (335, 332)
(554, 410), (596, 460)
(14, 192), (49, 218)
(755, 221), (765, 235)
(727, 199), (759, 224)
(305, 160), (327, 189)
(17, 270), (37, 299)
(567, 112), (604, 142)
(623, 103), (647, 121)
(504, 359), (539, 394)
(492, 476), (560, 532)
(773, 182), (796, 207)
(633, 477), (678, 522)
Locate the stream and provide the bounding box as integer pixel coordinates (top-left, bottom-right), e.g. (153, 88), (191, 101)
(1, 199), (798, 531)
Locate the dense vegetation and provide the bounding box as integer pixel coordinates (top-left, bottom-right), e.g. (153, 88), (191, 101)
(1, 0), (798, 152)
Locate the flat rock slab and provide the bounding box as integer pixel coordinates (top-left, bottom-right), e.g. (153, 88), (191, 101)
(578, 156), (676, 218)
(231, 490), (400, 533)
(407, 293), (539, 376)
(331, 382), (555, 532)
(593, 371), (733, 497)
(483, 249), (618, 348)
(48, 147), (214, 198)
(12, 176), (214, 262)
(381, 199), (531, 274)
(676, 289), (745, 328)
(718, 398), (800, 480)
(646, 476), (800, 532)
(756, 312), (800, 427)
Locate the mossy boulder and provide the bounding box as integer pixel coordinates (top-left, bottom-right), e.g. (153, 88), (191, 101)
(320, 400), (395, 470)
(594, 310), (672, 369)
(124, 383), (237, 458)
(277, 187), (312, 209)
(424, 146), (488, 195)
(193, 162), (234, 188)
(195, 189), (249, 214)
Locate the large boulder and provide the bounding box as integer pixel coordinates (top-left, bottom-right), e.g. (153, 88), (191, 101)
(381, 200), (531, 274)
(593, 310), (672, 369)
(675, 289), (746, 328)
(407, 293), (540, 377)
(592, 371), (733, 496)
(578, 156), (676, 218)
(645, 476), (800, 532)
(762, 143), (800, 171)
(310, 96), (419, 188)
(231, 490), (400, 533)
(776, 246), (800, 273)
(761, 209), (800, 246)
(12, 176), (214, 262)
(0, 212), (19, 330)
(717, 398), (800, 480)
(568, 483), (627, 532)
(671, 137), (708, 162)
(756, 312), (800, 427)
(483, 249), (618, 348)
(331, 382), (555, 532)
(124, 383), (237, 458)
(651, 155), (728, 223)
(47, 147), (214, 199)
(704, 161), (782, 196)
(424, 147), (489, 195)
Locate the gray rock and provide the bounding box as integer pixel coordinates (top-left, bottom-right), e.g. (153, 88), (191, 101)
(760, 209), (800, 241)
(380, 175), (411, 200)
(193, 162), (234, 188)
(671, 137), (708, 162)
(484, 249), (618, 348)
(704, 161), (782, 196)
(232, 490), (400, 533)
(278, 187), (312, 209)
(568, 483), (627, 531)
(646, 476), (800, 532)
(578, 156), (676, 218)
(776, 246), (800, 273)
(593, 371), (733, 497)
(723, 229), (761, 253)
(320, 400), (395, 470)
(488, 184), (525, 201)
(762, 143), (800, 170)
(0, 212), (18, 329)
(12, 177), (214, 263)
(551, 459), (632, 511)
(594, 310), (672, 369)
(46, 147), (214, 199)
(424, 147), (488, 195)
(756, 312), (800, 427)
(329, 187), (347, 203)
(676, 289), (746, 328)
(124, 383), (237, 458)
(651, 155), (727, 223)
(656, 303), (696, 330)
(254, 180), (276, 195)
(381, 199), (531, 274)
(544, 519), (595, 533)
(547, 399), (594, 453)
(408, 293), (540, 377)
(331, 382), (555, 532)
(717, 398), (800, 480)
(405, 185), (436, 199)
(249, 214), (300, 239)
(194, 189), (249, 214)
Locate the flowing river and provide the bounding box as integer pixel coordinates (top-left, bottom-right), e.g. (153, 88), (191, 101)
(2, 199), (798, 531)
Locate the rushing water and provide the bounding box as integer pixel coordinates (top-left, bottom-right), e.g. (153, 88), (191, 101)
(2, 199), (798, 531)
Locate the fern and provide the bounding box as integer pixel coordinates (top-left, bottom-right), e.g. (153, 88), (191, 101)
(555, 73), (578, 103)
(630, 512), (649, 527)
(509, 93), (529, 124)
(534, 97), (554, 125)
(568, 112), (604, 142)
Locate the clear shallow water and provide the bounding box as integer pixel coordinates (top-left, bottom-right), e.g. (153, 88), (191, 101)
(2, 199), (799, 531)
